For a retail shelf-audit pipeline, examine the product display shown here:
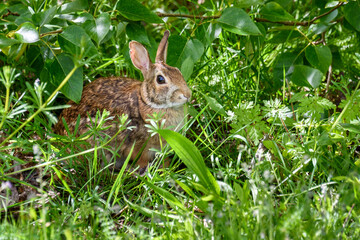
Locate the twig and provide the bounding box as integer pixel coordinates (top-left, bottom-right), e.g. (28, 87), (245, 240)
(40, 29), (63, 38)
(256, 2), (343, 26)
(1, 9), (19, 18)
(340, 203), (355, 240)
(325, 65), (332, 96)
(343, 203), (355, 228)
(311, 2), (344, 23)
(157, 2), (344, 27)
(157, 12), (221, 19)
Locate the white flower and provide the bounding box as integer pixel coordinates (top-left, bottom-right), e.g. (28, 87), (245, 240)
(225, 110), (237, 122)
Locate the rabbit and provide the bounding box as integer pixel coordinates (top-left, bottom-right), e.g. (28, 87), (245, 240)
(54, 30), (192, 171)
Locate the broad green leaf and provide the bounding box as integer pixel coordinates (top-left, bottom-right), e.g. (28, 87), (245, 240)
(142, 178), (187, 212)
(8, 4), (32, 25)
(125, 22), (150, 46)
(203, 95), (226, 115)
(167, 35), (187, 67)
(180, 57), (194, 81)
(273, 52), (303, 84)
(116, 0), (163, 23)
(58, 25), (97, 58)
(158, 129), (220, 195)
(236, 0), (264, 8)
(309, 22), (335, 35)
(49, 54), (83, 103)
(73, 12), (94, 24)
(185, 39), (205, 63)
(260, 2), (295, 22)
(83, 13), (111, 45)
(217, 7), (261, 35)
(14, 22), (39, 43)
(125, 198), (181, 220)
(0, 4), (6, 13)
(305, 45), (332, 73)
(344, 1), (360, 32)
(0, 34), (19, 48)
(320, 9), (338, 23)
(94, 13), (111, 44)
(60, 0), (88, 14)
(340, 123), (360, 134)
(32, 6), (57, 27)
(269, 29), (301, 44)
(174, 180), (209, 211)
(26, 46), (44, 75)
(167, 36), (204, 68)
(196, 23), (222, 47)
(290, 65), (323, 88)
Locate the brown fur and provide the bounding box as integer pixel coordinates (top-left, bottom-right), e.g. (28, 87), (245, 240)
(53, 31), (191, 170)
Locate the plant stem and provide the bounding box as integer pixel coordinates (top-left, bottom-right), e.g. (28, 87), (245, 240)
(330, 78), (360, 132)
(0, 66), (78, 147)
(0, 82), (10, 130)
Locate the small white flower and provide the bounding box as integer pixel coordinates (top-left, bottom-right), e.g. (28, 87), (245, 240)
(225, 110), (237, 122)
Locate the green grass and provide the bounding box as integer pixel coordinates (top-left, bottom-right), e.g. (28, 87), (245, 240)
(1, 0), (360, 239)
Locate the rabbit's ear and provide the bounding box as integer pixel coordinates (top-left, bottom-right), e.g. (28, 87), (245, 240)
(155, 30), (170, 63)
(129, 41), (151, 72)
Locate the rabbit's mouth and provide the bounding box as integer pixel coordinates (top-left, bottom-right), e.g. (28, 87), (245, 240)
(146, 101), (186, 109)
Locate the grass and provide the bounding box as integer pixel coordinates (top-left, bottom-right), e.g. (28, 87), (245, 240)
(1, 1), (360, 239)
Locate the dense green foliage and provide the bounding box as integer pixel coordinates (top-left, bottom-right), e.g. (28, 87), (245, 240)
(1, 0), (360, 239)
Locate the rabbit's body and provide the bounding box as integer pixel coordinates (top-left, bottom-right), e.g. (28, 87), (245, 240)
(54, 31), (191, 170)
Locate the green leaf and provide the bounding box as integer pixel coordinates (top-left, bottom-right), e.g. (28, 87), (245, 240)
(27, 46), (44, 75)
(125, 22), (150, 46)
(167, 35), (187, 67)
(319, 9), (338, 23)
(203, 94), (226, 116)
(60, 0), (88, 14)
(297, 96), (336, 121)
(94, 13), (111, 44)
(305, 45), (332, 73)
(58, 25), (97, 58)
(158, 129), (220, 195)
(309, 22), (335, 35)
(196, 23), (222, 47)
(32, 6), (57, 27)
(236, 0), (264, 8)
(272, 52), (303, 88)
(167, 36), (204, 68)
(217, 7), (261, 35)
(290, 65), (323, 88)
(340, 123), (360, 134)
(260, 2), (295, 22)
(142, 178), (187, 212)
(344, 1), (360, 32)
(116, 0), (163, 23)
(14, 22), (39, 43)
(0, 34), (20, 48)
(49, 54), (83, 103)
(180, 57), (194, 81)
(338, 90), (360, 122)
(83, 13), (111, 45)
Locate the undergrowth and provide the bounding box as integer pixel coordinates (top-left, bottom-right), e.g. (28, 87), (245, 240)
(1, 0), (360, 239)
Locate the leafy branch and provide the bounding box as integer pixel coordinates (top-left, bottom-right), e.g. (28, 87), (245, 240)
(157, 2), (344, 26)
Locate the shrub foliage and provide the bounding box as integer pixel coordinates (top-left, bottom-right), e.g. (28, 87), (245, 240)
(0, 0), (360, 239)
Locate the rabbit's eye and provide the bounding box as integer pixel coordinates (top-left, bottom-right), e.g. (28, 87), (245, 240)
(156, 75), (166, 84)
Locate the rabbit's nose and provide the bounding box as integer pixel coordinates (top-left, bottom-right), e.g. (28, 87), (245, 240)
(183, 89), (192, 101)
(179, 93), (190, 102)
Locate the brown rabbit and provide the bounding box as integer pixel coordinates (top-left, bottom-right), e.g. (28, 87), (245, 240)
(54, 30), (191, 170)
